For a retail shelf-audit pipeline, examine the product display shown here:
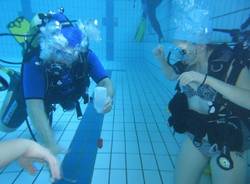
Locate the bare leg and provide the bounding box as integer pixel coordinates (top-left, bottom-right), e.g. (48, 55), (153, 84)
(147, 0), (164, 41)
(210, 151), (248, 184)
(175, 137), (209, 184)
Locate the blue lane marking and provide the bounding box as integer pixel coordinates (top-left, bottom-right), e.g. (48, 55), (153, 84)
(55, 71), (112, 184)
(102, 0), (117, 61)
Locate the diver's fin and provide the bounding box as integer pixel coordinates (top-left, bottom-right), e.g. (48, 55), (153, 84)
(134, 17), (146, 42)
(7, 16), (30, 46)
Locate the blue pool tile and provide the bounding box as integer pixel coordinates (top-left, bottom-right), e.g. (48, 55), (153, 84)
(110, 170), (126, 184)
(141, 154), (158, 170)
(126, 154), (142, 169)
(102, 122), (113, 131)
(53, 122), (69, 131)
(152, 142), (168, 155)
(112, 131), (124, 141)
(174, 134), (187, 144)
(144, 170), (162, 184)
(134, 114), (145, 122)
(54, 131), (64, 140)
(59, 131), (76, 141)
(125, 131), (137, 141)
(103, 116), (113, 122)
(149, 132), (163, 142)
(2, 131), (23, 140)
(144, 116), (155, 122)
(124, 124), (135, 132)
(166, 142), (180, 155)
(111, 154), (125, 169)
(127, 170), (144, 184)
(94, 153), (110, 169)
(113, 123), (124, 131)
(162, 132), (177, 143)
(161, 171), (174, 184)
(0, 172), (19, 184)
(101, 131), (113, 141)
(58, 140), (72, 149)
(147, 124), (158, 132)
(14, 171), (37, 184)
(91, 169), (109, 184)
(135, 124), (148, 132)
(33, 170), (52, 184)
(157, 124), (170, 133)
(65, 122), (80, 131)
(0, 132), (7, 140)
(137, 132), (150, 142)
(156, 155), (174, 171)
(126, 141), (139, 154)
(138, 142), (153, 154)
(112, 141), (125, 153)
(124, 116), (134, 122)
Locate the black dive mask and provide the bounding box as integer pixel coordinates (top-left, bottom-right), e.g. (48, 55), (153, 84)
(167, 51), (187, 74)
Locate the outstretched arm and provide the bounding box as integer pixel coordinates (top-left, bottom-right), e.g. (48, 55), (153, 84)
(0, 139), (61, 181)
(26, 99), (59, 154)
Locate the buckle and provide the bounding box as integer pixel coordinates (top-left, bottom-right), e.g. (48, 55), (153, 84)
(209, 143), (218, 154)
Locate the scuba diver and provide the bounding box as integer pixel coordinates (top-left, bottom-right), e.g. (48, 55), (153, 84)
(135, 0), (164, 42)
(153, 15), (250, 184)
(0, 8), (114, 154)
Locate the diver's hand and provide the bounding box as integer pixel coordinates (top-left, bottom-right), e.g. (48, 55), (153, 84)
(153, 45), (166, 61)
(18, 141), (61, 182)
(178, 71), (206, 86)
(103, 96), (113, 113)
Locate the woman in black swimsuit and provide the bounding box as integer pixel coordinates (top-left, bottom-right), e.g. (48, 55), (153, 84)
(153, 40), (250, 184)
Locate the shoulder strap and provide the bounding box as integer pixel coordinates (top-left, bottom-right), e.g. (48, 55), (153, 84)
(72, 52), (89, 79)
(226, 43), (249, 84)
(210, 43), (250, 118)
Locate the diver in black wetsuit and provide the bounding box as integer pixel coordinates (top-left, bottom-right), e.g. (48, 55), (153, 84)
(141, 0), (164, 42)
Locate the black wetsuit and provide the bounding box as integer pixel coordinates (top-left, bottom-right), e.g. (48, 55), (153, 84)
(141, 0), (164, 41)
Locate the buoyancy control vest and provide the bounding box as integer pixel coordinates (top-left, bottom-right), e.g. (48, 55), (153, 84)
(168, 43), (250, 170)
(44, 52), (90, 111)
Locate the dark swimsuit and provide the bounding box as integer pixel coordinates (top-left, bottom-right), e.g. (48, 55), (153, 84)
(183, 84), (250, 156)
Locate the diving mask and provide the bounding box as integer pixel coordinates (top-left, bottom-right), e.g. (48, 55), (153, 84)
(167, 47), (188, 74)
(167, 45), (197, 74)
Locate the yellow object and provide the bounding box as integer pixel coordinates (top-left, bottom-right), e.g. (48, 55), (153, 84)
(7, 16), (30, 45)
(134, 17), (147, 42)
